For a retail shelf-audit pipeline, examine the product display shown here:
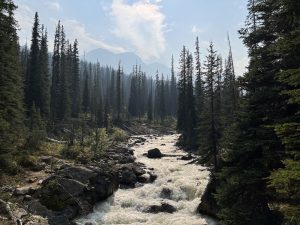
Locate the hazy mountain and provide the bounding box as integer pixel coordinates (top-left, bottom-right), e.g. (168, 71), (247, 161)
(84, 48), (170, 76)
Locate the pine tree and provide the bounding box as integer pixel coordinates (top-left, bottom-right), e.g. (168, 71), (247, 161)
(82, 63), (90, 114)
(267, 0), (300, 223)
(116, 61), (122, 121)
(170, 55), (177, 117)
(177, 46), (187, 134)
(147, 80), (153, 121)
(185, 51), (197, 149)
(195, 37), (204, 116)
(39, 27), (50, 118)
(160, 74), (166, 122)
(0, 0), (25, 153)
(59, 26), (71, 120)
(154, 70), (160, 121)
(215, 1), (286, 224)
(26, 12), (41, 113)
(70, 39), (81, 118)
(198, 42), (219, 171)
(50, 21), (61, 121)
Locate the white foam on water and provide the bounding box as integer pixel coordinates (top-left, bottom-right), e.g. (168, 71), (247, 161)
(76, 134), (217, 225)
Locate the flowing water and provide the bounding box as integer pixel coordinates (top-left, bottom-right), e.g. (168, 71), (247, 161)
(76, 134), (216, 225)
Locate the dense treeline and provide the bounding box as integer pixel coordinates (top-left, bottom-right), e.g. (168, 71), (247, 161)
(0, 2), (177, 173)
(175, 0), (299, 224)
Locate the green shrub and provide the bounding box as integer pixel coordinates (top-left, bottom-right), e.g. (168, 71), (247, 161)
(111, 127), (128, 143)
(0, 154), (20, 175)
(60, 145), (81, 160)
(17, 154), (38, 169)
(91, 128), (110, 158)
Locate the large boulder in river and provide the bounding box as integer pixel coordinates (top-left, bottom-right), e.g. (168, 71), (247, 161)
(119, 163), (147, 187)
(147, 148), (163, 158)
(144, 202), (177, 213)
(31, 164), (119, 224)
(119, 169), (137, 187)
(197, 177), (219, 219)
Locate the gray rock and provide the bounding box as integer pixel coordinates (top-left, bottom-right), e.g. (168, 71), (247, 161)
(0, 199), (10, 217)
(149, 172), (157, 182)
(12, 207), (27, 219)
(40, 156), (53, 164)
(144, 202), (177, 213)
(58, 166), (96, 184)
(14, 186), (37, 196)
(180, 153), (194, 161)
(120, 169), (137, 187)
(147, 148), (163, 158)
(160, 188), (172, 199)
(137, 174), (150, 183)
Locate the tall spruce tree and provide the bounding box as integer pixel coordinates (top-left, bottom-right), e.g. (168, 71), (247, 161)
(26, 12), (41, 113)
(116, 62), (122, 121)
(71, 39), (80, 118)
(195, 37), (204, 116)
(39, 27), (50, 118)
(170, 55), (177, 117)
(0, 0), (25, 153)
(50, 21), (61, 121)
(198, 42), (219, 170)
(185, 51), (197, 149)
(215, 0), (286, 224)
(177, 46), (187, 135)
(267, 0), (300, 223)
(82, 63), (90, 114)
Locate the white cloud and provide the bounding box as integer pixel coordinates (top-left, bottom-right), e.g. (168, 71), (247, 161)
(15, 4), (34, 46)
(110, 0), (166, 62)
(44, 1), (61, 12)
(62, 19), (126, 54)
(192, 25), (203, 34)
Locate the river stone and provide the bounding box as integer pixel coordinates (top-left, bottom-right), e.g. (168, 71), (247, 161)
(145, 202), (177, 213)
(137, 174), (150, 183)
(14, 186), (37, 196)
(119, 169), (137, 187)
(180, 153), (194, 160)
(147, 148), (163, 158)
(197, 178), (219, 218)
(160, 188), (172, 199)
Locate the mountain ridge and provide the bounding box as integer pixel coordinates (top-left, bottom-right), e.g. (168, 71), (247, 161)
(84, 48), (170, 76)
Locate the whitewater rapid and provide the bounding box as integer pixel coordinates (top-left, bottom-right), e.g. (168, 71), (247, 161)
(76, 134), (216, 225)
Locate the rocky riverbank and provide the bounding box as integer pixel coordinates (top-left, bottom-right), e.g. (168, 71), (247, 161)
(0, 136), (158, 225)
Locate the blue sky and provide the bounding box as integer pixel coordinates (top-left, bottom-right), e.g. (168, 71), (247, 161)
(14, 0), (249, 75)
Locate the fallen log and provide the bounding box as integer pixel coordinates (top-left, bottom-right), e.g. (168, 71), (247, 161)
(46, 137), (67, 144)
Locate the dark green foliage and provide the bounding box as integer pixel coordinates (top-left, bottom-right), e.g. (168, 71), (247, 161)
(39, 27), (50, 118)
(198, 43), (220, 170)
(82, 63), (90, 113)
(147, 81), (153, 121)
(195, 37), (204, 116)
(25, 12), (41, 112)
(177, 46), (187, 133)
(214, 0), (298, 224)
(170, 55), (177, 117)
(176, 46), (197, 149)
(0, 0), (25, 154)
(116, 62), (122, 121)
(50, 21), (61, 121)
(128, 69), (138, 117)
(70, 39), (81, 118)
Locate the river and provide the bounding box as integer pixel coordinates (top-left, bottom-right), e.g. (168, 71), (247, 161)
(76, 134), (217, 225)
